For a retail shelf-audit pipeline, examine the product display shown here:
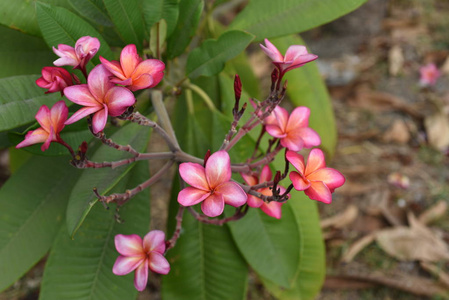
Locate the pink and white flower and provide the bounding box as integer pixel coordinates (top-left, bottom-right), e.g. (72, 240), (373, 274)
(53, 36), (100, 70)
(100, 44), (165, 91)
(260, 39), (317, 75)
(286, 149), (345, 204)
(241, 166), (288, 219)
(265, 106), (321, 152)
(178, 150), (247, 217)
(113, 231), (170, 291)
(419, 63), (440, 87)
(36, 67), (73, 95)
(16, 101), (68, 151)
(64, 64), (136, 133)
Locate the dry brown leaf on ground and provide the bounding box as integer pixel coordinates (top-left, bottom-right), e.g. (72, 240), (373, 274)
(382, 119), (411, 144)
(418, 200), (448, 225)
(389, 45), (404, 76)
(424, 112), (449, 151)
(375, 213), (449, 262)
(341, 233), (376, 263)
(321, 205), (358, 229)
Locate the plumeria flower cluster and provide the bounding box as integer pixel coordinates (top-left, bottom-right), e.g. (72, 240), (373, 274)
(419, 63), (441, 87)
(16, 37), (345, 292)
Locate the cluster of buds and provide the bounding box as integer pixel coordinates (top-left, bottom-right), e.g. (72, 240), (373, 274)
(16, 36), (344, 291)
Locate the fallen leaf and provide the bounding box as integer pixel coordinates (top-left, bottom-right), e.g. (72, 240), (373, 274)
(321, 205), (358, 229)
(424, 112), (449, 151)
(389, 45), (404, 76)
(383, 119), (411, 144)
(341, 233), (376, 263)
(418, 201), (448, 225)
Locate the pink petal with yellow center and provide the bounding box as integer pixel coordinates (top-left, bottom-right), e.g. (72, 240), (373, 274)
(50, 101), (68, 133)
(179, 163), (209, 190)
(284, 45), (308, 62)
(177, 187), (210, 206)
(247, 195), (263, 208)
(35, 105), (51, 132)
(259, 165), (272, 183)
(201, 193), (224, 217)
(286, 106), (310, 131)
(305, 148), (326, 176)
(16, 128), (48, 149)
(115, 234), (144, 256)
(215, 181), (247, 207)
(295, 127), (321, 148)
(120, 44), (141, 78)
(305, 181), (332, 204)
(307, 168), (345, 191)
(260, 39), (284, 62)
(99, 57), (126, 80)
(266, 125), (287, 139)
(65, 106), (101, 125)
(205, 150), (231, 189)
(91, 105), (108, 133)
(280, 133), (304, 151)
(134, 259), (149, 291)
(143, 230), (166, 254)
(286, 150), (305, 174)
(42, 126), (54, 151)
(129, 73), (153, 91)
(148, 252), (170, 275)
(260, 201), (283, 219)
(88, 65), (114, 101)
(64, 85), (99, 107)
(113, 255), (144, 276)
(104, 86), (136, 116)
(289, 171), (310, 191)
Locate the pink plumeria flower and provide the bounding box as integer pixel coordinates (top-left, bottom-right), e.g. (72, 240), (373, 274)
(419, 63), (440, 87)
(53, 36), (100, 70)
(265, 106), (321, 152)
(178, 150), (247, 217)
(16, 101), (68, 151)
(36, 67), (73, 95)
(113, 231), (170, 292)
(100, 44), (165, 91)
(260, 39), (317, 75)
(64, 64), (136, 133)
(286, 149), (345, 204)
(241, 166), (288, 219)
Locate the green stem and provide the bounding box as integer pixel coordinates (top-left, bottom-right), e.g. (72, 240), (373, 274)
(187, 83), (217, 111)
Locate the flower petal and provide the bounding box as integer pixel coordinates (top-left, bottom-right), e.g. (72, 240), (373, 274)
(259, 165), (273, 183)
(284, 45), (308, 62)
(247, 195), (263, 208)
(179, 162), (209, 190)
(307, 168), (345, 191)
(131, 59), (165, 88)
(104, 86), (136, 116)
(129, 73), (153, 91)
(295, 127), (321, 148)
(64, 85), (99, 107)
(305, 148), (326, 176)
(143, 230), (166, 254)
(286, 106), (310, 131)
(272, 106), (289, 131)
(280, 134), (304, 151)
(65, 106), (101, 125)
(215, 181), (247, 207)
(260, 39), (284, 62)
(260, 201), (283, 219)
(120, 44), (141, 78)
(112, 255), (144, 276)
(148, 252), (170, 275)
(265, 125), (287, 139)
(289, 171), (310, 191)
(50, 101), (68, 133)
(134, 259), (149, 291)
(115, 234), (144, 256)
(288, 54), (318, 71)
(99, 56), (126, 80)
(305, 181), (332, 204)
(177, 187), (210, 206)
(91, 105), (108, 133)
(201, 193), (224, 217)
(16, 128), (48, 149)
(35, 105), (51, 132)
(205, 150), (231, 189)
(87, 65), (114, 101)
(286, 150), (306, 174)
(41, 126), (54, 151)
(240, 172), (257, 186)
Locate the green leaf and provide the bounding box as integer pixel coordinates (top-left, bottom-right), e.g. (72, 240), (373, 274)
(165, 0), (203, 59)
(103, 0), (145, 50)
(273, 35), (337, 157)
(162, 0), (180, 37)
(0, 156), (81, 291)
(0, 75), (67, 131)
(186, 30), (254, 79)
(0, 0), (72, 36)
(40, 161), (150, 300)
(229, 0), (367, 40)
(0, 27), (55, 78)
(36, 2), (113, 64)
(66, 121), (150, 237)
(142, 0), (163, 33)
(68, 0), (113, 26)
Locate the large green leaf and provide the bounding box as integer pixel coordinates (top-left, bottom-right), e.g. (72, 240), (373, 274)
(0, 27), (55, 78)
(40, 161), (150, 300)
(103, 0), (145, 50)
(67, 0), (113, 26)
(66, 121), (151, 237)
(229, 0), (367, 40)
(142, 0), (163, 33)
(0, 75), (66, 131)
(165, 0), (203, 59)
(162, 0), (180, 37)
(273, 35), (337, 157)
(36, 2), (113, 63)
(0, 0), (72, 36)
(186, 30), (254, 79)
(0, 156), (81, 291)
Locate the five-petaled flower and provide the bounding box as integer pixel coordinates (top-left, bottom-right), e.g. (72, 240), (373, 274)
(265, 106), (321, 152)
(286, 149), (345, 204)
(113, 231), (170, 291)
(100, 44), (165, 91)
(64, 64), (136, 133)
(260, 39), (317, 76)
(36, 66), (73, 95)
(178, 150), (247, 217)
(16, 101), (68, 151)
(53, 36), (100, 71)
(419, 63), (440, 87)
(241, 165), (288, 219)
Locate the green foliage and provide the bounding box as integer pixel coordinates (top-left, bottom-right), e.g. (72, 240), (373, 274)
(142, 0), (164, 33)
(68, 0), (113, 27)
